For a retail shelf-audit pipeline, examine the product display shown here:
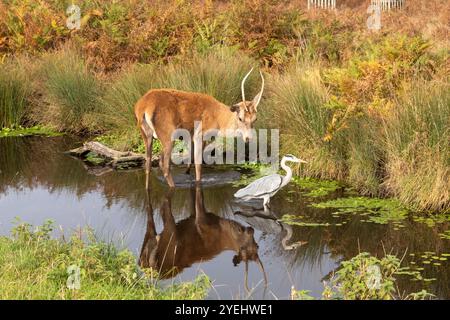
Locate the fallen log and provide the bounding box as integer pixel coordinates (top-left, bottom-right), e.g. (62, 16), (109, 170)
(65, 141), (159, 173)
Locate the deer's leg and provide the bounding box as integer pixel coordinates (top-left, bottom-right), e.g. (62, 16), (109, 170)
(160, 189), (176, 231)
(139, 187), (158, 268)
(140, 124), (154, 190)
(159, 153), (164, 171)
(193, 184), (209, 237)
(193, 139), (204, 183)
(185, 141), (194, 175)
(161, 138), (175, 188)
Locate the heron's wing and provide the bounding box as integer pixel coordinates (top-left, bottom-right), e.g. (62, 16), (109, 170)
(234, 174), (283, 198)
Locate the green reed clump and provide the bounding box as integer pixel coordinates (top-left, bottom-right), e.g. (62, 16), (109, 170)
(261, 61), (348, 180)
(0, 61), (31, 128)
(0, 220), (210, 299)
(39, 47), (102, 133)
(321, 252), (434, 300)
(383, 81), (450, 212)
(345, 117), (383, 195)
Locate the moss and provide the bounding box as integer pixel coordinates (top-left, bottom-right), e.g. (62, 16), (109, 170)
(292, 176), (342, 197)
(279, 214), (336, 227)
(85, 152), (107, 166)
(312, 196), (409, 227)
(0, 126), (62, 138)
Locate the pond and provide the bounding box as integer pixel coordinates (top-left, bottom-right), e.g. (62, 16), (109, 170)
(0, 136), (449, 299)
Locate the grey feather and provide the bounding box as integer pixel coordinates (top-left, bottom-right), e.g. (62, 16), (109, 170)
(234, 174), (283, 199)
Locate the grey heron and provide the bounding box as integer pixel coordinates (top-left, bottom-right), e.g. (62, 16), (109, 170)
(234, 154), (307, 209)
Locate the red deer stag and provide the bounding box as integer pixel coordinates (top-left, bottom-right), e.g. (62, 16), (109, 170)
(139, 185), (267, 291)
(134, 69), (264, 187)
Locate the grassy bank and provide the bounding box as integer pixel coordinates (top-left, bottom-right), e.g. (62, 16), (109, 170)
(0, 0), (448, 212)
(0, 220), (210, 299)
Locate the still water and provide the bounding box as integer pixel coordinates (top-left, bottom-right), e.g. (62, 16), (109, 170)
(0, 136), (448, 299)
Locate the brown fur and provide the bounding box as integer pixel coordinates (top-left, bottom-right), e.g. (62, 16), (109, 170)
(139, 186), (260, 278)
(134, 89), (259, 187)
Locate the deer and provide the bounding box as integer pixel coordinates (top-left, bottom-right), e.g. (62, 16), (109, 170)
(134, 68), (264, 188)
(139, 185), (267, 292)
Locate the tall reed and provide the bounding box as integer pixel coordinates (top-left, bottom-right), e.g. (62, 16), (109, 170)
(383, 81), (450, 211)
(39, 47), (102, 133)
(261, 61), (348, 179)
(0, 61), (30, 128)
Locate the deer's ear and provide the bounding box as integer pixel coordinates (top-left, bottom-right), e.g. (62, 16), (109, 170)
(230, 104), (240, 113)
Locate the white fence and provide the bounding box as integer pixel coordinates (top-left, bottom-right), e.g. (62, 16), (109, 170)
(307, 0), (336, 10)
(370, 0), (405, 11)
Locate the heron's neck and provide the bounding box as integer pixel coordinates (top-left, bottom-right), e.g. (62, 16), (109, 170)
(280, 158), (293, 187)
(281, 223), (293, 249)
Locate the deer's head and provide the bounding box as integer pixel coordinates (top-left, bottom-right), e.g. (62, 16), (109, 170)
(230, 223), (267, 291)
(231, 225), (259, 265)
(230, 68), (264, 142)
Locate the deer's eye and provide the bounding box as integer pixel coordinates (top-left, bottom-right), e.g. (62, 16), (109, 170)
(238, 116), (244, 122)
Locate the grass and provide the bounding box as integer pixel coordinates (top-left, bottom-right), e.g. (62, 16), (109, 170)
(260, 61), (349, 181)
(0, 220), (210, 299)
(38, 47), (103, 133)
(0, 60), (30, 128)
(260, 48), (448, 211)
(383, 81), (450, 212)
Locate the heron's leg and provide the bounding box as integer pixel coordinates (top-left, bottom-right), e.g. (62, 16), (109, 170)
(263, 196), (271, 212)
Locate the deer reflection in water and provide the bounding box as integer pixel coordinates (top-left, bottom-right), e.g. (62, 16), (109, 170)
(139, 184), (268, 291)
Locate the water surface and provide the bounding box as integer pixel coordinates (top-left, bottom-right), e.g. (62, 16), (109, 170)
(0, 136), (448, 299)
